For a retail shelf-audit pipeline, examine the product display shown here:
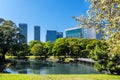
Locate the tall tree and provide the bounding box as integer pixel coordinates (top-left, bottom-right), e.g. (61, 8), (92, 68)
(0, 18), (25, 61)
(74, 0), (120, 74)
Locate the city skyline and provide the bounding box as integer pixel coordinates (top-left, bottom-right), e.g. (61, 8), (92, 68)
(0, 0), (90, 42)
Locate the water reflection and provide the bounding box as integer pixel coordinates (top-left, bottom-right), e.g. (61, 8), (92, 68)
(5, 60), (101, 74)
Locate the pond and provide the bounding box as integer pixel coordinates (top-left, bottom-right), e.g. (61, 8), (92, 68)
(4, 60), (101, 74)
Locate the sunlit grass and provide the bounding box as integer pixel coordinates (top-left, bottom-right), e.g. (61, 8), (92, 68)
(0, 74), (120, 80)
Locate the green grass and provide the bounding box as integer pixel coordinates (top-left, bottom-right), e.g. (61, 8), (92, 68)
(0, 74), (120, 80)
(5, 56), (16, 59)
(64, 58), (74, 63)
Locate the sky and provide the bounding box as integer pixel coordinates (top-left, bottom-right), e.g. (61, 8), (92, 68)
(0, 0), (90, 42)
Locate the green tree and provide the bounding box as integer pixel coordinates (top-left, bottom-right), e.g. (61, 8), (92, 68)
(43, 41), (54, 57)
(0, 18), (25, 61)
(52, 38), (69, 58)
(28, 40), (40, 55)
(79, 39), (90, 58)
(8, 43), (28, 57)
(66, 38), (81, 57)
(31, 42), (44, 56)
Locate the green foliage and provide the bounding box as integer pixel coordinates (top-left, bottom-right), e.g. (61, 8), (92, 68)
(89, 44), (108, 60)
(28, 40), (40, 55)
(52, 38), (69, 57)
(43, 41), (54, 56)
(31, 42), (44, 56)
(17, 51), (27, 58)
(0, 18), (25, 61)
(66, 38), (81, 57)
(29, 40), (40, 49)
(80, 50), (89, 58)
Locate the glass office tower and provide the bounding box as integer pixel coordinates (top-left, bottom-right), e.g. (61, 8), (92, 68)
(46, 30), (57, 42)
(34, 26), (40, 41)
(46, 30), (63, 42)
(19, 23), (28, 43)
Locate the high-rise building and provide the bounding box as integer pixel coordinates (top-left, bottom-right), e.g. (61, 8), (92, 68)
(46, 30), (57, 42)
(19, 23), (28, 43)
(65, 27), (83, 38)
(34, 26), (40, 41)
(46, 30), (63, 42)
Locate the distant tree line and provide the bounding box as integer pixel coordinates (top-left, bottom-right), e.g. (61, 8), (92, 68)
(28, 38), (102, 58)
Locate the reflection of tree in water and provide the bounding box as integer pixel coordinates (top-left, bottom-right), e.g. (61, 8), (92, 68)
(46, 63), (71, 74)
(5, 60), (101, 74)
(46, 63), (100, 74)
(29, 60), (53, 74)
(0, 63), (11, 73)
(9, 60), (30, 74)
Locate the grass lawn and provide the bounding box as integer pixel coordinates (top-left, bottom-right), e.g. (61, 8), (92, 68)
(0, 74), (120, 80)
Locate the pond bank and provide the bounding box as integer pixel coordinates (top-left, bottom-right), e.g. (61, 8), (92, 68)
(6, 56), (96, 65)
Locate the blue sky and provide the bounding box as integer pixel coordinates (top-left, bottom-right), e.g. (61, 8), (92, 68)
(0, 0), (90, 42)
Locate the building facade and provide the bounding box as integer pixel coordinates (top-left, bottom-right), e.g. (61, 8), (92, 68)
(57, 32), (63, 38)
(19, 23), (28, 43)
(34, 26), (40, 41)
(65, 27), (101, 40)
(65, 27), (83, 38)
(46, 30), (63, 42)
(83, 27), (96, 39)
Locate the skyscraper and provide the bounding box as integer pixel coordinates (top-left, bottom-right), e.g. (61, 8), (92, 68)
(46, 30), (63, 42)
(19, 23), (28, 43)
(46, 30), (57, 42)
(34, 26), (40, 41)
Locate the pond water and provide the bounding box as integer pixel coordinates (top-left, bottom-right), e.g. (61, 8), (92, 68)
(5, 60), (101, 74)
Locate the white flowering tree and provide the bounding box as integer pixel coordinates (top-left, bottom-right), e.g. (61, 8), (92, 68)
(74, 0), (120, 74)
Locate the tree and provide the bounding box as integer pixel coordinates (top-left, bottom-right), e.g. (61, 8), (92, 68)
(43, 41), (54, 57)
(52, 38), (69, 57)
(88, 0), (120, 74)
(79, 39), (91, 58)
(8, 43), (28, 57)
(31, 42), (44, 56)
(66, 38), (81, 57)
(74, 0), (120, 74)
(0, 18), (25, 61)
(28, 40), (40, 55)
(106, 32), (120, 74)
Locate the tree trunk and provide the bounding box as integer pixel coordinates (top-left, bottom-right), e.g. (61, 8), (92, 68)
(1, 54), (5, 61)
(1, 49), (7, 61)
